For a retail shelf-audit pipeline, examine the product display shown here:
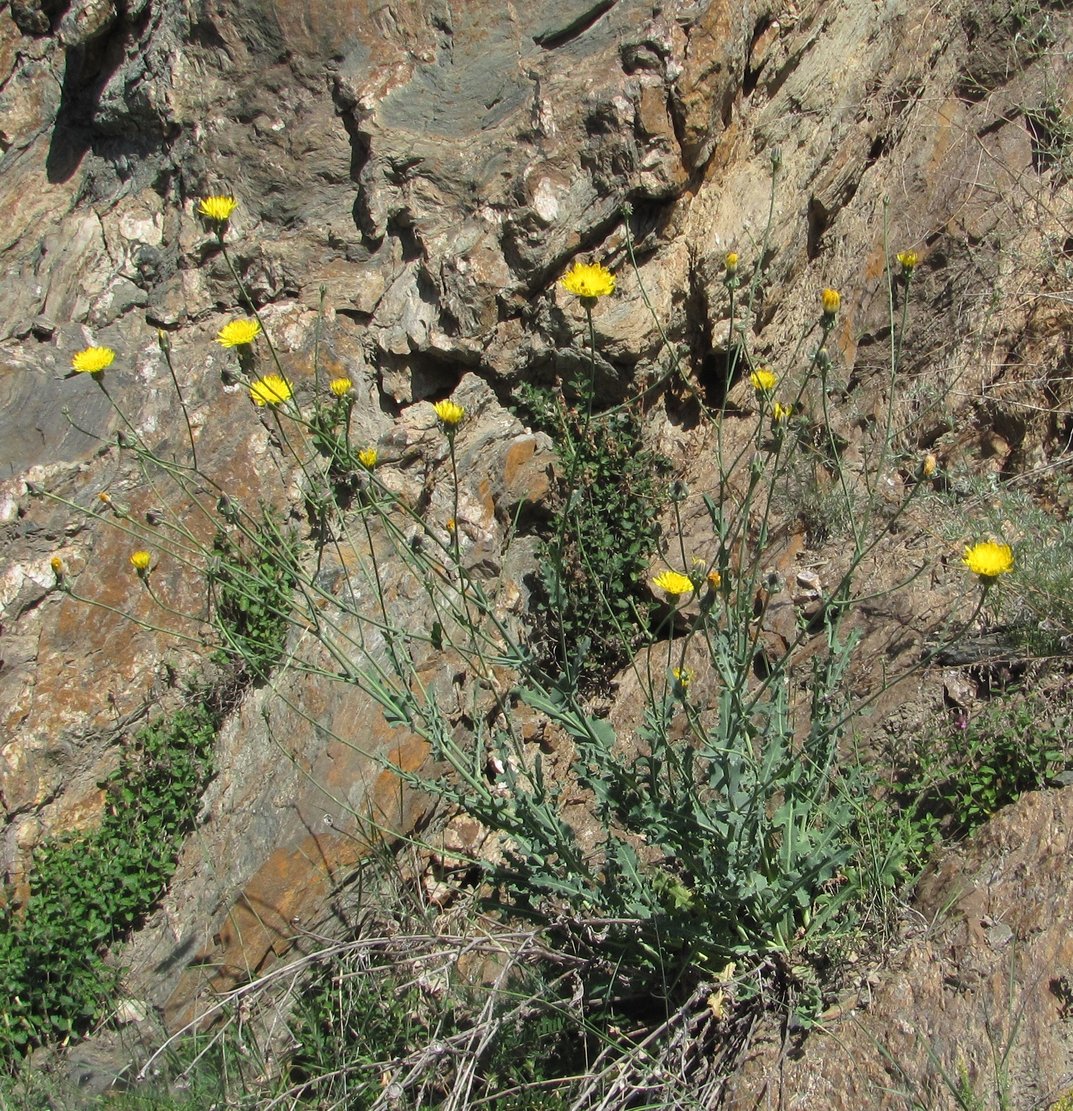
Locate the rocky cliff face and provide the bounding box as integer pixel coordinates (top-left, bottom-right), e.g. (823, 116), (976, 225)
(2, 0), (1073, 1100)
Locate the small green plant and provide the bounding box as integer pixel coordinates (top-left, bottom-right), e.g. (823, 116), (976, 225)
(896, 688), (1072, 843)
(516, 383), (669, 689)
(208, 511), (299, 680)
(0, 699), (218, 1056)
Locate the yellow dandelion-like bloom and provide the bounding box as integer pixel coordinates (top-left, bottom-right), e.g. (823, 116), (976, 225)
(217, 319), (261, 348)
(673, 667), (694, 690)
(821, 288), (841, 316)
(446, 517), (456, 533)
(896, 250), (919, 276)
(50, 555), (65, 578)
(329, 377), (353, 398)
(750, 368), (777, 393)
(963, 540), (1013, 581)
(772, 401), (793, 423)
(249, 374), (292, 407)
(921, 452), (937, 478)
(130, 550), (152, 573)
(358, 448), (377, 469)
(198, 195), (237, 222)
(652, 569), (694, 598)
(560, 261), (616, 300)
(724, 251), (739, 275)
(71, 346), (116, 374)
(706, 569), (722, 590)
(433, 399), (465, 428)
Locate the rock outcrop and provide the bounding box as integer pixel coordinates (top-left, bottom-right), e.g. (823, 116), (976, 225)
(2, 0), (1072, 1097)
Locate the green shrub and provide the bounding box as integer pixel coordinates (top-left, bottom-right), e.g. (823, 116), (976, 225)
(209, 510), (299, 680)
(896, 688), (1072, 843)
(516, 383), (669, 689)
(0, 700), (217, 1057)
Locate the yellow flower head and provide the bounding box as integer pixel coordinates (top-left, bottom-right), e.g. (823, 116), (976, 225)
(921, 452), (938, 478)
(71, 346), (116, 374)
(560, 261), (616, 300)
(963, 540), (1013, 581)
(821, 288), (841, 317)
(217, 319), (261, 348)
(249, 374), (292, 407)
(198, 195), (237, 223)
(652, 569), (694, 598)
(50, 555), (65, 578)
(433, 399), (465, 429)
(896, 250), (919, 276)
(358, 448), (377, 470)
(772, 401), (793, 423)
(724, 251), (739, 275)
(750, 368), (777, 393)
(329, 377), (353, 398)
(672, 667), (694, 690)
(130, 550), (152, 573)
(706, 569), (722, 590)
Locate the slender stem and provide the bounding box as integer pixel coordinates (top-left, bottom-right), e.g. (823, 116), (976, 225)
(159, 334), (199, 471)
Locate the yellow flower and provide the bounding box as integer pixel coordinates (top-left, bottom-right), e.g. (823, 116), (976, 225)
(673, 667), (694, 690)
(217, 319), (261, 347)
(50, 555), (65, 578)
(71, 346), (116, 374)
(433, 399), (465, 429)
(963, 540), (1013, 581)
(358, 448), (377, 469)
(896, 250), (919, 276)
(560, 261), (616, 300)
(750, 368), (777, 393)
(249, 374), (292, 407)
(198, 195), (237, 222)
(706, 569), (722, 590)
(724, 251), (739, 275)
(821, 288), (841, 316)
(329, 377), (353, 397)
(652, 569), (694, 598)
(130, 550), (152, 573)
(772, 401), (793, 423)
(921, 452), (937, 478)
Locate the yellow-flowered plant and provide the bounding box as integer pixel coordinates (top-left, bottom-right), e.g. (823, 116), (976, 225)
(896, 249), (919, 277)
(71, 346), (116, 374)
(329, 377), (353, 397)
(433, 399), (465, 429)
(821, 287), (841, 317)
(358, 448), (377, 470)
(724, 251), (739, 275)
(750, 368), (777, 393)
(130, 550), (152, 573)
(771, 401), (792, 423)
(963, 540), (1014, 580)
(249, 374), (292, 407)
(197, 195), (238, 223)
(651, 569), (694, 597)
(560, 261), (616, 300)
(217, 319), (261, 348)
